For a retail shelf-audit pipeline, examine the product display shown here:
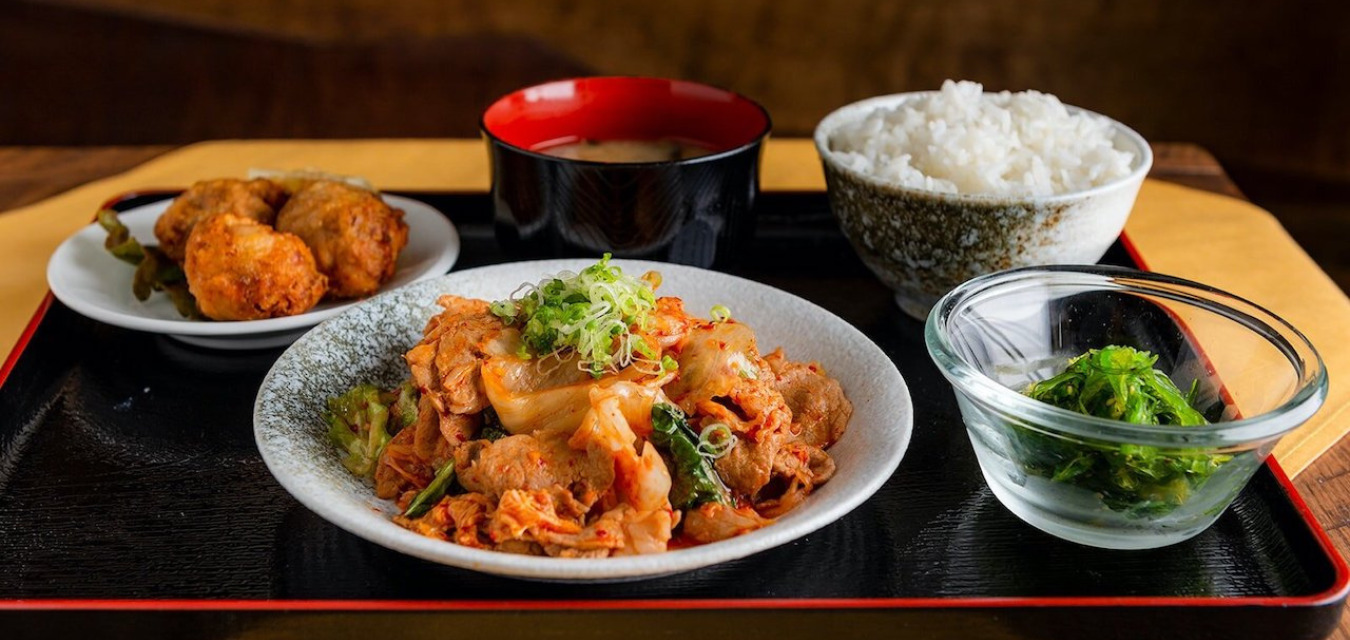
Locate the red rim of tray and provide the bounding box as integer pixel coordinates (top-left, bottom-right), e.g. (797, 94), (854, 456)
(3, 192), (1345, 613)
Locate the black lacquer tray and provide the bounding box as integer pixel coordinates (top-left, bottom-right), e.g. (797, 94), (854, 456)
(0, 192), (1345, 640)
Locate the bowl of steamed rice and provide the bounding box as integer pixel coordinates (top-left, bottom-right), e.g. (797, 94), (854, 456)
(814, 80), (1152, 319)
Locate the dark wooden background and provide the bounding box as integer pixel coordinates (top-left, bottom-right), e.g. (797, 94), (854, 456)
(2, 0), (1347, 288)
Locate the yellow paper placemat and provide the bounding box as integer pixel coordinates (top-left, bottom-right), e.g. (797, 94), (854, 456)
(1, 138), (1345, 476)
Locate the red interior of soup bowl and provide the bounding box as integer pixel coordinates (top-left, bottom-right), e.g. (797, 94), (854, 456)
(482, 77), (771, 154)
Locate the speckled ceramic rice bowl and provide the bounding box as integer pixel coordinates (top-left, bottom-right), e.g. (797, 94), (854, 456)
(814, 92), (1152, 320)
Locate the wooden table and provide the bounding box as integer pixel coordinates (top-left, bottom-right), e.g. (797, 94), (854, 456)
(2, 142), (1347, 637)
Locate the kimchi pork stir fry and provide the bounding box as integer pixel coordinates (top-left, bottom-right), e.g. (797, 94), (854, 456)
(326, 257), (852, 557)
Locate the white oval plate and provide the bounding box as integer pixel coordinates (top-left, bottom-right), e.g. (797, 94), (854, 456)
(46, 194), (460, 349)
(254, 259), (913, 582)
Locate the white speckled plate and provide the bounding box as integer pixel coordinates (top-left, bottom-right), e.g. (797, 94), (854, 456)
(253, 259), (912, 582)
(46, 194), (460, 350)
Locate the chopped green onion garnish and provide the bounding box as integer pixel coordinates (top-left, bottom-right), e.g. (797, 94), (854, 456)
(697, 422), (737, 459)
(710, 304), (732, 323)
(489, 254), (659, 377)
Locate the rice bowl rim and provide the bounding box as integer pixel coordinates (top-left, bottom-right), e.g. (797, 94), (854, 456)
(813, 90), (1153, 205)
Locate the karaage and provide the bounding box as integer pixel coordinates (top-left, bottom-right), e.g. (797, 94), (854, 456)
(276, 180), (409, 299)
(154, 178), (287, 263)
(183, 213), (327, 320)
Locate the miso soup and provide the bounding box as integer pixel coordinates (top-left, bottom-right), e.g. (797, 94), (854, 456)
(536, 138), (717, 163)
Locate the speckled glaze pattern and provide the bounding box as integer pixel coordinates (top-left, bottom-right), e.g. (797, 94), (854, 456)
(254, 259), (912, 582)
(814, 92), (1152, 320)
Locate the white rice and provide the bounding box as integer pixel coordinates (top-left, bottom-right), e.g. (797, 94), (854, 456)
(827, 80), (1136, 197)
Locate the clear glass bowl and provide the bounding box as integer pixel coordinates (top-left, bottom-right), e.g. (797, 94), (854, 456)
(925, 265), (1327, 549)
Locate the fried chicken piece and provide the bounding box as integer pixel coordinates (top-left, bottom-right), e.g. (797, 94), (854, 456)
(183, 213), (328, 320)
(154, 178), (286, 263)
(275, 180), (409, 299)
